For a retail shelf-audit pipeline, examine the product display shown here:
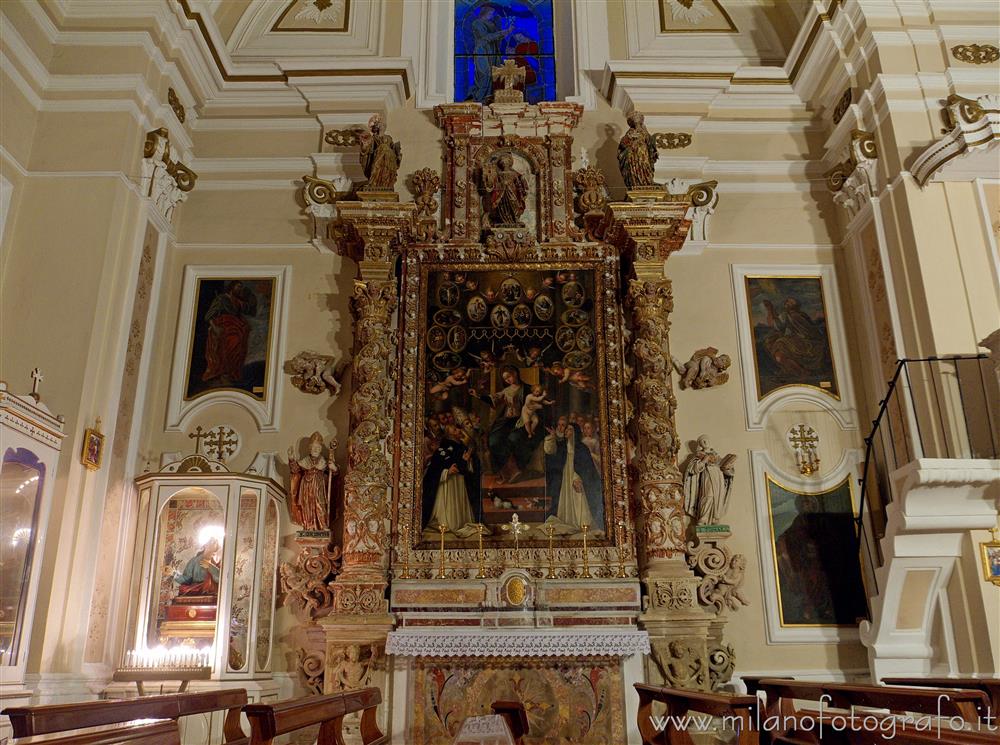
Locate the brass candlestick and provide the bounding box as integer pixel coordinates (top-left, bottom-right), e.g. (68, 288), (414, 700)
(437, 524), (448, 579)
(580, 524), (591, 578)
(544, 524), (557, 579)
(616, 519), (628, 578)
(400, 521), (412, 579)
(475, 523), (487, 579)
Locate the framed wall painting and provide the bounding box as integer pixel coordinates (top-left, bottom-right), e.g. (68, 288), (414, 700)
(395, 255), (633, 572)
(80, 419), (105, 471)
(751, 449), (866, 643)
(165, 266), (289, 433)
(981, 530), (1000, 586)
(731, 265), (858, 431)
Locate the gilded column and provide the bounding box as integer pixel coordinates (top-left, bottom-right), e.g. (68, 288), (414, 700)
(604, 198), (713, 690)
(321, 200), (414, 721)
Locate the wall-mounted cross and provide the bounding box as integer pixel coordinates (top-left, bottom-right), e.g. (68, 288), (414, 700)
(788, 424), (819, 450)
(188, 425), (209, 454)
(205, 427), (239, 462)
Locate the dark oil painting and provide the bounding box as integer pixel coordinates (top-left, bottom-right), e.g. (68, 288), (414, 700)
(184, 278), (274, 400)
(745, 276), (839, 399)
(767, 476), (867, 626)
(418, 265), (609, 545)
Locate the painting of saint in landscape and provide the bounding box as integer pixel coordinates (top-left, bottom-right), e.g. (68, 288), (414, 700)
(454, 0), (556, 104)
(419, 265), (608, 545)
(745, 276), (838, 399)
(184, 278), (274, 400)
(767, 476), (867, 626)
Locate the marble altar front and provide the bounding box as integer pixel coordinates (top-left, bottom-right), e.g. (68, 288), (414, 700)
(386, 571), (646, 744)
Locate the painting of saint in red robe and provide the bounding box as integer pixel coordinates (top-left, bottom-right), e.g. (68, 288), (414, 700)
(185, 278), (274, 399)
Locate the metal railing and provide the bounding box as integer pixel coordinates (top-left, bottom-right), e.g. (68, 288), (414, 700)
(855, 354), (999, 597)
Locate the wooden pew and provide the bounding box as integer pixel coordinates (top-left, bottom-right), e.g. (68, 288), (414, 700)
(10, 720), (181, 745)
(243, 687), (386, 745)
(757, 678), (995, 744)
(2, 689), (248, 744)
(882, 677), (1000, 717)
(635, 683), (758, 745)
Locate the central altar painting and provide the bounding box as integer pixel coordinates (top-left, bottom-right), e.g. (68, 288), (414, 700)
(411, 260), (623, 548)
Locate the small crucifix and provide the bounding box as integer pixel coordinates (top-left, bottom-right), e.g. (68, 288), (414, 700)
(188, 425), (209, 455)
(205, 426), (239, 462)
(30, 367), (44, 401)
(503, 512), (528, 568)
(491, 59), (526, 104)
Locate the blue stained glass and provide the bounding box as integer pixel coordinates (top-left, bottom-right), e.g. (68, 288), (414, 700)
(454, 0), (556, 105)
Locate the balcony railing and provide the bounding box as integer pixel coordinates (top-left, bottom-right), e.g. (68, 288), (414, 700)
(855, 354), (999, 596)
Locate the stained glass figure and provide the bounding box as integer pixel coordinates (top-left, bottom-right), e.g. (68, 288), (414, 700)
(455, 0), (556, 105)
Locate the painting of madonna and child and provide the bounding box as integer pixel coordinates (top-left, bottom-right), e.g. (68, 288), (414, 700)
(418, 265), (615, 545)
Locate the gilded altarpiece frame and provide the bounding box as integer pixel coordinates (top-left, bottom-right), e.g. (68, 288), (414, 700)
(395, 247), (636, 577)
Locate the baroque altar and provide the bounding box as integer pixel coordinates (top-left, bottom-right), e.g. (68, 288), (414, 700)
(293, 84), (747, 744)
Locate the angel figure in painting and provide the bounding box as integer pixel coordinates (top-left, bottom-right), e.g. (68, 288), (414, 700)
(683, 436), (736, 526)
(358, 114), (401, 191)
(671, 347), (732, 390)
(617, 111), (658, 190)
(481, 152), (528, 227)
(287, 432), (337, 532)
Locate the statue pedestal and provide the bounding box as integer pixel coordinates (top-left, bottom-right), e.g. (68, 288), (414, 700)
(355, 189), (399, 203)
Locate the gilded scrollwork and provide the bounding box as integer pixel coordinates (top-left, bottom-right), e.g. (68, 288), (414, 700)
(279, 545), (341, 619)
(297, 648), (325, 694)
(410, 168), (442, 242)
(339, 280), (397, 577)
(628, 279), (686, 561)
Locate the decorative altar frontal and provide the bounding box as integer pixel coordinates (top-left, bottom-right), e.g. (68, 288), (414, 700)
(386, 571), (646, 743)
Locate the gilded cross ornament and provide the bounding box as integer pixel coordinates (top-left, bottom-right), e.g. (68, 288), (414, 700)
(492, 59), (526, 104)
(788, 424), (820, 476)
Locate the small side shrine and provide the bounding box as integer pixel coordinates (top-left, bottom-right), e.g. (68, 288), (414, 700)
(118, 452), (284, 710)
(296, 72), (746, 744)
(0, 375), (65, 742)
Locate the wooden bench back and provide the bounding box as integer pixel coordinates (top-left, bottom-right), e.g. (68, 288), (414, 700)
(2, 689), (248, 742)
(757, 678), (989, 720)
(243, 687), (385, 745)
(634, 683), (758, 745)
(11, 720), (181, 745)
(882, 677), (1000, 714)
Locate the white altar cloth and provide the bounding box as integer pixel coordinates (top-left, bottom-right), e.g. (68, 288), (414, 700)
(385, 627), (650, 658)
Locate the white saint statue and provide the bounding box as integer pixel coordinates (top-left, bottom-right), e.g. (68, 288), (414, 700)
(682, 435), (736, 526)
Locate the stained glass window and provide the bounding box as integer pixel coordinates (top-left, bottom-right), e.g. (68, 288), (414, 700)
(455, 0), (556, 105)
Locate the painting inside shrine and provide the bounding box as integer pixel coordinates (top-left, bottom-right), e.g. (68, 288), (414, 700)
(415, 264), (614, 545)
(454, 0), (556, 104)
